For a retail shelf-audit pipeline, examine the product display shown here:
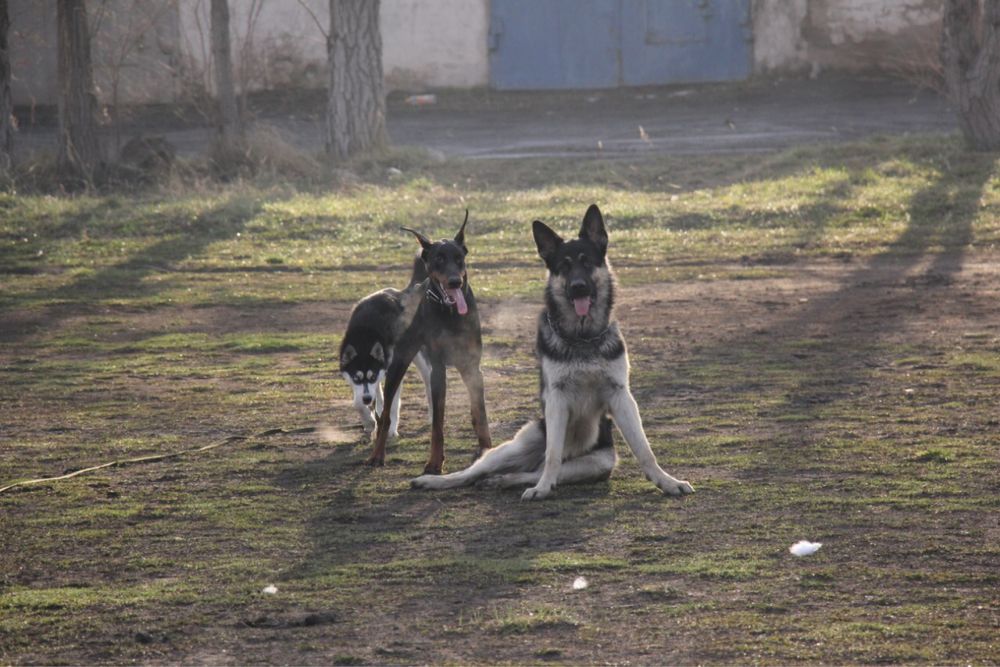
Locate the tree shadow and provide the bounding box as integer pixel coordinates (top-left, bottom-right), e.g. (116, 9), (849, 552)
(674, 150), (995, 474)
(0, 195), (264, 343)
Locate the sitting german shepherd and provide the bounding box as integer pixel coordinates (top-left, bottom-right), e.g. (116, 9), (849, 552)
(412, 205), (693, 500)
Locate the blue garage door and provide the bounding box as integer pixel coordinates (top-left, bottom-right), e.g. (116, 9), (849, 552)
(489, 0), (752, 90)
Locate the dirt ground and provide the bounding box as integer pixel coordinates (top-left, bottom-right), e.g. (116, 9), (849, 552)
(3, 249), (999, 664)
(3, 76), (999, 664)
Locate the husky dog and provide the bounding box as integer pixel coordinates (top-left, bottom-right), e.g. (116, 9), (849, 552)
(367, 212), (492, 474)
(339, 256), (432, 439)
(412, 205), (693, 500)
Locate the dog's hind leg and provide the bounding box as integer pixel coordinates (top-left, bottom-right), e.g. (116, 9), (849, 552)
(483, 445), (617, 489)
(609, 389), (693, 496)
(412, 350), (433, 424)
(457, 361), (492, 456)
(411, 419), (544, 490)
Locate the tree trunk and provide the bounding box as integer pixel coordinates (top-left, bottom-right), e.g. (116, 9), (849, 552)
(57, 0), (102, 179)
(0, 0), (13, 174)
(942, 0), (1000, 150)
(210, 0), (242, 146)
(325, 0), (386, 162)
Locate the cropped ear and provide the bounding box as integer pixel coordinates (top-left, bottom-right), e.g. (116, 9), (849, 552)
(532, 220), (563, 268)
(401, 226), (434, 263)
(579, 204), (608, 255)
(454, 210), (469, 254)
(370, 341), (385, 364)
(340, 344), (357, 367)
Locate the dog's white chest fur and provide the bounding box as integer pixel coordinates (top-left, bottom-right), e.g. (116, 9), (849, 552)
(542, 354), (626, 406)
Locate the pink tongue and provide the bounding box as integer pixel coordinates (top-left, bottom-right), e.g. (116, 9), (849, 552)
(448, 288), (468, 315)
(574, 297), (591, 317)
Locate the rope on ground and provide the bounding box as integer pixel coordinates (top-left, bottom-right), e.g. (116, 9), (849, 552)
(0, 426), (317, 496)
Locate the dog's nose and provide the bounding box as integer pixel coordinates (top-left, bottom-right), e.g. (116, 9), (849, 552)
(362, 394), (373, 405)
(447, 276), (463, 289)
(569, 280), (589, 297)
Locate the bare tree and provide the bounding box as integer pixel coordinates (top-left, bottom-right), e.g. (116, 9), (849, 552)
(325, 0), (386, 161)
(210, 0), (242, 146)
(0, 0), (13, 175)
(942, 0), (1000, 150)
(57, 0), (102, 179)
(91, 0), (178, 155)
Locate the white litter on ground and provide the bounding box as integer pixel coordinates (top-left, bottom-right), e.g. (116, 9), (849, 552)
(262, 584), (278, 594)
(572, 576), (589, 590)
(789, 540), (822, 557)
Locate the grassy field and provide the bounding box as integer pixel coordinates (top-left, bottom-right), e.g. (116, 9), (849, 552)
(1, 135), (999, 664)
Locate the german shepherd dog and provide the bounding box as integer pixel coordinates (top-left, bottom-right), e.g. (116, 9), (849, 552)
(367, 212), (492, 474)
(412, 205), (693, 500)
(339, 255), (432, 439)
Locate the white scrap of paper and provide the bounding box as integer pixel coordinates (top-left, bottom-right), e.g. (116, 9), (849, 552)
(789, 540), (822, 557)
(572, 576), (589, 590)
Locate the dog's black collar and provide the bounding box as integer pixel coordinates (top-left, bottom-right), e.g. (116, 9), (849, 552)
(545, 311), (611, 345)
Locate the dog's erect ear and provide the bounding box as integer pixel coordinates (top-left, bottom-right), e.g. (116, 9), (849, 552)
(370, 341), (385, 364)
(533, 220), (563, 268)
(340, 344), (357, 367)
(454, 210), (469, 255)
(579, 204), (608, 255)
(401, 227), (434, 252)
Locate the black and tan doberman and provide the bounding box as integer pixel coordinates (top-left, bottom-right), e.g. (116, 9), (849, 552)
(366, 212), (492, 474)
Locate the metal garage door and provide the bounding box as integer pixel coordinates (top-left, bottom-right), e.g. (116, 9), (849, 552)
(489, 0), (752, 90)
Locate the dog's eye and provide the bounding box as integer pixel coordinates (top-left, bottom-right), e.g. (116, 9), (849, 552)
(354, 372), (363, 382)
(580, 255), (592, 268)
(366, 370), (374, 380)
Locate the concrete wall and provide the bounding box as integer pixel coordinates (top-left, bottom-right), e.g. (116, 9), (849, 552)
(753, 0), (943, 76)
(8, 0), (489, 107)
(177, 0), (489, 95)
(8, 0), (181, 108)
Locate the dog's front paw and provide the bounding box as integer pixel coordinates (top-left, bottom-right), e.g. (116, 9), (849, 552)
(657, 476), (694, 496)
(521, 484), (552, 501)
(365, 453), (385, 467)
(410, 474), (441, 490)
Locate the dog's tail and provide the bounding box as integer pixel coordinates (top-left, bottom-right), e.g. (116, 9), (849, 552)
(408, 251), (428, 287)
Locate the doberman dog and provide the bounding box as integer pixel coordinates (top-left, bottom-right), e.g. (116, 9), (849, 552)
(366, 212), (492, 474)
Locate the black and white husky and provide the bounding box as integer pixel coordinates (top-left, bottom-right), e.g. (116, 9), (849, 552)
(339, 257), (432, 439)
(411, 205), (693, 500)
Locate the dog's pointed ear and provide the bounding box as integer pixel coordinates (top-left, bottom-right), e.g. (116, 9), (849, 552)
(370, 342), (385, 364)
(533, 220), (563, 268)
(454, 210), (469, 255)
(579, 204), (608, 255)
(401, 226), (434, 262)
(340, 344), (357, 367)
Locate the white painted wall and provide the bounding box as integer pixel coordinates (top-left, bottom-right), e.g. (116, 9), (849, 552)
(753, 0), (942, 74)
(177, 0), (489, 94)
(381, 0), (489, 89)
(753, 0), (808, 73)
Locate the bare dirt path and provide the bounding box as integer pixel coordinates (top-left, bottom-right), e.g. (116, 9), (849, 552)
(13, 76), (956, 161)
